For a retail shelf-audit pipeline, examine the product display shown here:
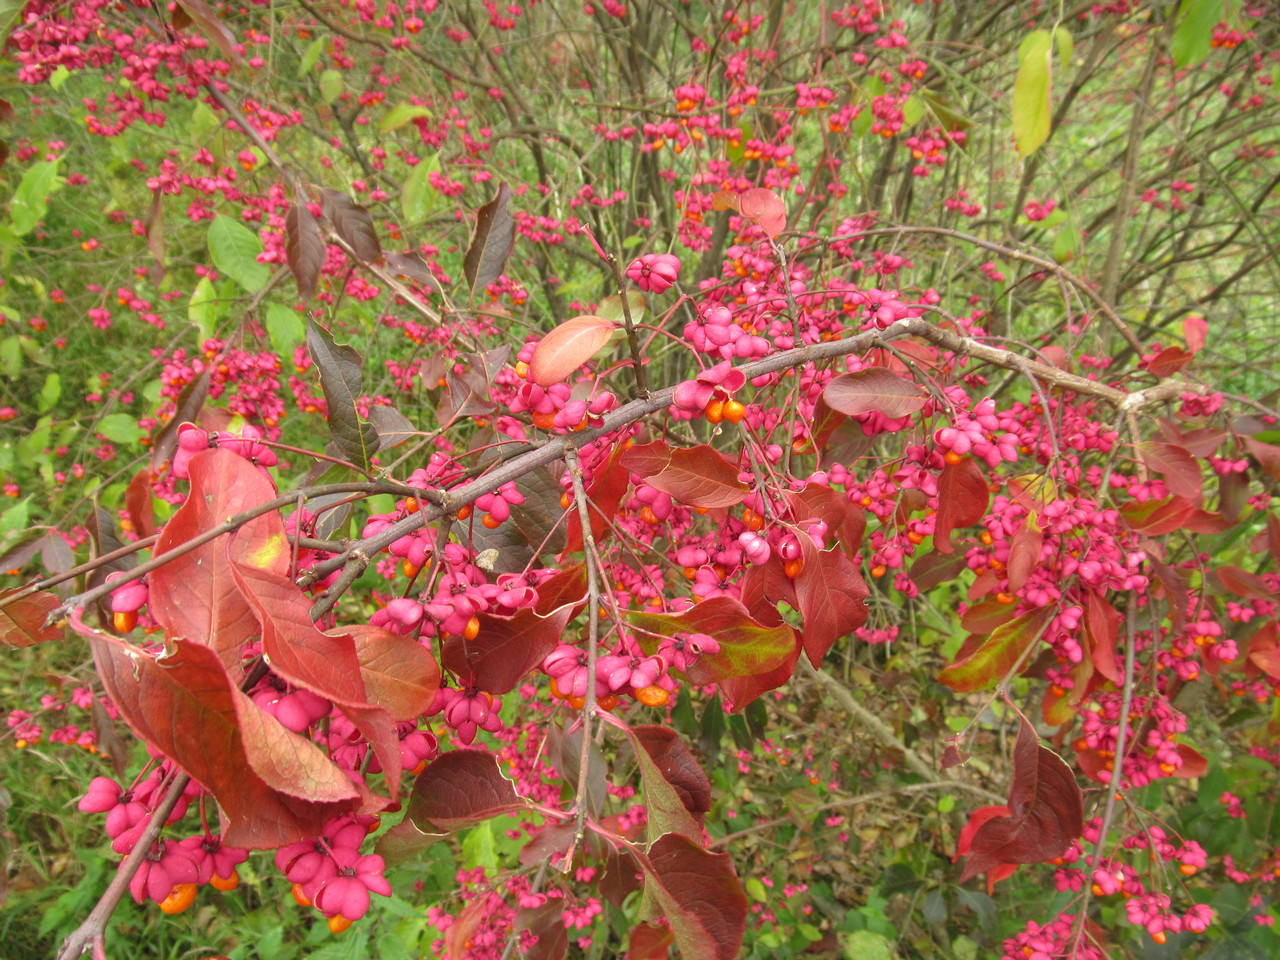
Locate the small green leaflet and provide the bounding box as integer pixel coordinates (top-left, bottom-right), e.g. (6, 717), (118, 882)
(97, 414), (146, 445)
(379, 103), (431, 134)
(10, 160), (62, 236)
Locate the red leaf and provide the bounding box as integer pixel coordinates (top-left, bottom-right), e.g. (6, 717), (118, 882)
(937, 606), (1052, 692)
(1245, 436), (1280, 482)
(514, 902), (569, 960)
(1247, 621), (1280, 679)
(348, 624), (441, 722)
(626, 595), (797, 688)
(635, 833), (747, 960)
(794, 533), (869, 667)
(564, 441), (632, 555)
(230, 560), (403, 800)
(1184, 316), (1207, 353)
(1172, 744), (1208, 779)
(1145, 346), (1194, 377)
(784, 483), (867, 560)
(1216, 565), (1274, 601)
(717, 637), (801, 713)
(442, 605), (570, 695)
(805, 393), (846, 455)
(173, 0), (240, 61)
(0, 588), (63, 647)
(960, 599), (1020, 635)
(150, 369), (212, 472)
(463, 182), (516, 294)
(822, 368), (927, 419)
(1136, 441), (1202, 500)
(934, 457), (989, 554)
(533, 563), (588, 617)
(1085, 592), (1123, 686)
(910, 551), (967, 592)
(1119, 495), (1195, 536)
(620, 441), (748, 509)
(738, 187), (786, 239)
(149, 449), (285, 672)
(1005, 521), (1044, 594)
(959, 712), (1083, 882)
(406, 750), (525, 833)
(528, 314), (616, 386)
(79, 618), (365, 848)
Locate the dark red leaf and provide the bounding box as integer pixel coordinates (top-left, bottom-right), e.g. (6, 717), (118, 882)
(1145, 346), (1193, 377)
(1005, 520), (1044, 594)
(441, 605), (570, 695)
(150, 368), (212, 472)
(1172, 744), (1207, 779)
(822, 368), (927, 419)
(934, 457), (989, 554)
(960, 599), (1020, 635)
(717, 636), (801, 713)
(1247, 620), (1280, 679)
(1136, 441), (1202, 500)
(385, 251), (442, 292)
(910, 550), (967, 592)
(528, 314), (616, 386)
(631, 725), (711, 828)
(785, 483), (866, 560)
(149, 449), (285, 672)
(306, 319), (379, 469)
(621, 441), (748, 509)
(321, 189), (381, 263)
(0, 588), (63, 647)
(959, 712), (1083, 881)
(636, 833), (747, 960)
(627, 922), (675, 960)
(514, 902), (568, 960)
(533, 563), (588, 617)
(406, 749), (525, 833)
(1085, 592), (1123, 685)
(794, 532), (869, 667)
(804, 393), (846, 456)
(286, 200), (325, 302)
(463, 182), (516, 294)
(1245, 436), (1280, 482)
(349, 624), (441, 722)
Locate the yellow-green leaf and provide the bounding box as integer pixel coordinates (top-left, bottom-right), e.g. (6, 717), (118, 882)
(1013, 29), (1053, 157)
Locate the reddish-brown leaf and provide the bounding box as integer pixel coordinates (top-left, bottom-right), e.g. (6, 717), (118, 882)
(1216, 565), (1273, 600)
(910, 550), (968, 592)
(406, 749), (525, 833)
(528, 314), (616, 386)
(626, 595), (797, 687)
(1145, 346), (1194, 377)
(1247, 620), (1280, 679)
(784, 483), (867, 561)
(738, 187), (786, 239)
(822, 368), (927, 419)
(717, 635), (801, 713)
(149, 449), (285, 672)
(80, 619), (365, 848)
(959, 712), (1083, 881)
(635, 833), (747, 960)
(463, 182), (516, 294)
(1084, 592), (1123, 685)
(934, 457), (989, 554)
(627, 923), (675, 960)
(230, 560), (403, 800)
(442, 605), (570, 695)
(1005, 521), (1044, 594)
(1119, 495), (1196, 535)
(0, 588), (63, 648)
(150, 369), (212, 472)
(794, 532), (869, 667)
(285, 200), (325, 302)
(1172, 744), (1208, 779)
(610, 720), (708, 843)
(173, 0), (240, 61)
(348, 624), (441, 722)
(961, 600), (1020, 635)
(1136, 441), (1202, 500)
(564, 441), (633, 554)
(321, 189), (381, 263)
(620, 441), (748, 509)
(533, 563), (588, 617)
(1245, 436), (1280, 482)
(514, 902), (569, 960)
(938, 606), (1052, 692)
(125, 469), (156, 539)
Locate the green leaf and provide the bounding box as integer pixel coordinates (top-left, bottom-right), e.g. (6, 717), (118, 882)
(297, 36), (324, 78)
(0, 336), (21, 378)
(1052, 223), (1080, 263)
(10, 160), (62, 236)
(460, 819), (498, 872)
(745, 877), (768, 903)
(97, 413), (145, 445)
(319, 69), (343, 104)
(207, 215), (270, 292)
(1172, 0), (1220, 68)
(264, 303), (305, 355)
(937, 607), (1053, 692)
(400, 154), (440, 224)
(0, 497), (30, 536)
(37, 373), (61, 414)
(902, 94), (925, 127)
(379, 103), (431, 134)
(188, 275), (221, 340)
(1013, 29), (1053, 157)
(1054, 25), (1074, 66)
